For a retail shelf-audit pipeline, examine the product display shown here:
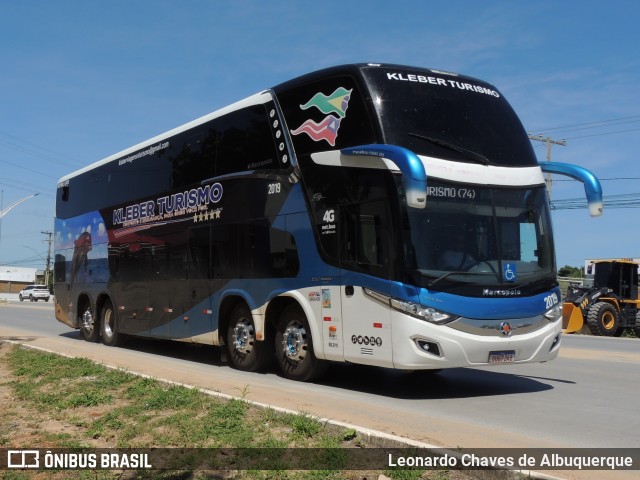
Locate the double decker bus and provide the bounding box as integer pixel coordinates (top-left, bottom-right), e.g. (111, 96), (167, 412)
(54, 63), (603, 381)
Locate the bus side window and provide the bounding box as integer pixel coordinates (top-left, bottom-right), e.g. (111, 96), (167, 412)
(215, 105), (280, 177)
(189, 227), (211, 279)
(54, 253), (67, 282)
(340, 201), (390, 276)
(237, 220), (301, 279)
(212, 224), (239, 279)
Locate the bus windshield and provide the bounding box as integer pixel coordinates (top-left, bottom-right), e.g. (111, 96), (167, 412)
(403, 181), (555, 291)
(362, 66), (538, 167)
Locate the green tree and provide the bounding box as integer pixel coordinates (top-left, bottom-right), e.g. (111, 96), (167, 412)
(558, 265), (583, 277)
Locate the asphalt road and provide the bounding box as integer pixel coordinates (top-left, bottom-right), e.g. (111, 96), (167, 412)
(1, 298), (639, 479)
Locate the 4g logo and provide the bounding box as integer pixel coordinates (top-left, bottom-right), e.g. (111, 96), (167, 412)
(320, 209), (337, 235)
(323, 209), (335, 223)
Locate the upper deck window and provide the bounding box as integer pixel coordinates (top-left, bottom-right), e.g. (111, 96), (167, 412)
(276, 75), (376, 156)
(362, 67), (537, 167)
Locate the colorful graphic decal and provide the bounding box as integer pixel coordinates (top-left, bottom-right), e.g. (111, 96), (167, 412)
(55, 211), (109, 285)
(300, 87), (352, 118)
(291, 86), (352, 146)
(309, 291), (321, 302)
(291, 116), (342, 146)
(321, 288), (331, 308)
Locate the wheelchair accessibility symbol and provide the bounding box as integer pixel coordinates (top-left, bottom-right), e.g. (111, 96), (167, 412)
(503, 263), (517, 282)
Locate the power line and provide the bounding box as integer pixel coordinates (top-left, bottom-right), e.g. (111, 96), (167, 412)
(0, 130), (84, 168)
(554, 176), (640, 182)
(563, 127), (640, 140)
(552, 192), (640, 211)
(529, 114), (640, 135)
(0, 157), (59, 180)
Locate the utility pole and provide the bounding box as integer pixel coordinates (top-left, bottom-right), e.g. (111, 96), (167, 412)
(41, 230), (53, 287)
(528, 134), (567, 201)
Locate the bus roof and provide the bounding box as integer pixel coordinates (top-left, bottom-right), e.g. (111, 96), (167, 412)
(57, 90), (273, 186)
(58, 63), (495, 186)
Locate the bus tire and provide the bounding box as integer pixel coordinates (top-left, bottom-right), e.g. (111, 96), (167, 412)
(275, 304), (327, 382)
(226, 303), (273, 372)
(100, 300), (122, 347)
(586, 302), (619, 336)
(79, 303), (100, 342)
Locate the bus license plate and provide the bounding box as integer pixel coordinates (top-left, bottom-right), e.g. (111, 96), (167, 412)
(489, 350), (515, 364)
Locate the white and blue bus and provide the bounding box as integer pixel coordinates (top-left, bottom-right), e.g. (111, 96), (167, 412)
(54, 63), (603, 381)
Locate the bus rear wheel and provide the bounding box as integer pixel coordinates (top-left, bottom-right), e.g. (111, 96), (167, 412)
(100, 300), (122, 347)
(275, 304), (327, 382)
(79, 304), (100, 342)
(226, 303), (273, 372)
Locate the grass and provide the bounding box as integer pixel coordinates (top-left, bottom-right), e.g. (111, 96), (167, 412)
(0, 344), (493, 480)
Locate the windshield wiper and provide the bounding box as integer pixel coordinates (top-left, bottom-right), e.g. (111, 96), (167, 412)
(426, 271), (486, 288)
(506, 275), (557, 291)
(408, 133), (490, 165)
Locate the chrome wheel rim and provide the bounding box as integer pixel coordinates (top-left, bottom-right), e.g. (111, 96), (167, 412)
(232, 318), (255, 355)
(282, 321), (307, 362)
(82, 308), (94, 334)
(103, 309), (114, 338)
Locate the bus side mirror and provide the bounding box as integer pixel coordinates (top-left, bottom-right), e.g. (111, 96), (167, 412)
(539, 162), (603, 217)
(341, 144), (427, 209)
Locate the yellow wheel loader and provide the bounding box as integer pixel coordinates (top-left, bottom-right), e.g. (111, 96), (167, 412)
(562, 260), (640, 336)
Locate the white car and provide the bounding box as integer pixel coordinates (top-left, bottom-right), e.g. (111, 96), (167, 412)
(19, 285), (51, 302)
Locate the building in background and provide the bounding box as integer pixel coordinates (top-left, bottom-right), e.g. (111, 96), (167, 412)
(0, 266), (37, 294)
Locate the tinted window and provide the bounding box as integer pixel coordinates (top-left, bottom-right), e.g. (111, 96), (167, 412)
(212, 223), (239, 279)
(171, 127), (216, 188)
(211, 220), (298, 279)
(108, 230), (188, 283)
(362, 67), (537, 167)
(56, 103), (285, 220)
(54, 253), (67, 282)
(276, 75), (377, 157)
(215, 105), (281, 176)
(340, 201), (391, 276)
(189, 227), (211, 279)
(300, 159), (394, 277)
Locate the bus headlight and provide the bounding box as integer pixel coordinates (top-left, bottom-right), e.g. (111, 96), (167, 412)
(390, 298), (456, 324)
(363, 288), (457, 324)
(543, 304), (562, 322)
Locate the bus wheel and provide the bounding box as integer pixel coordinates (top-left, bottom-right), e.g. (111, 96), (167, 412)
(586, 302), (619, 336)
(80, 304), (100, 342)
(275, 305), (327, 382)
(100, 300), (122, 347)
(226, 304), (273, 372)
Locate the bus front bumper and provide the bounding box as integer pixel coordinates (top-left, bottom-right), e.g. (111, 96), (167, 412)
(391, 312), (562, 369)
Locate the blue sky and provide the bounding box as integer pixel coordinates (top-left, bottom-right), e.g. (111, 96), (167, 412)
(1, 0), (639, 271)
